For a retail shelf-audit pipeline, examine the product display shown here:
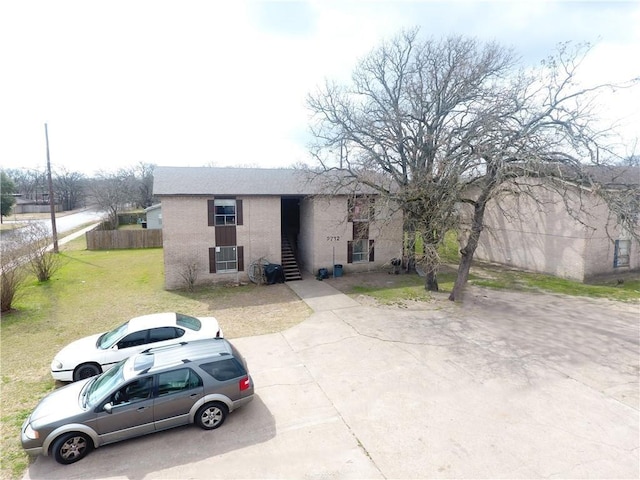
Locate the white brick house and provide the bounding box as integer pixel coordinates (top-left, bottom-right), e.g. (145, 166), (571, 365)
(153, 167), (403, 289)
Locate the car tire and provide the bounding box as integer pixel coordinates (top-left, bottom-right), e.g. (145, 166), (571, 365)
(51, 432), (92, 465)
(73, 363), (101, 381)
(195, 402), (228, 430)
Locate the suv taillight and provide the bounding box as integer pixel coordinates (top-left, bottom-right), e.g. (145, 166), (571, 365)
(239, 376), (251, 391)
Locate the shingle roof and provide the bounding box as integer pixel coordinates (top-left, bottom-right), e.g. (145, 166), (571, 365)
(153, 166), (374, 196)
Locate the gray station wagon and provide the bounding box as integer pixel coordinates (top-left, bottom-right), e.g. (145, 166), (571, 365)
(22, 338), (254, 464)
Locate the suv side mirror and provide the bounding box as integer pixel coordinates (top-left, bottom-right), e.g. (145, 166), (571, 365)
(103, 402), (113, 414)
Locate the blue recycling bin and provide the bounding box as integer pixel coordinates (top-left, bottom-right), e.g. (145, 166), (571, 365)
(333, 264), (343, 277)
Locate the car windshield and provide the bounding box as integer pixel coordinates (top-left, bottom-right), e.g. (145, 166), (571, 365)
(97, 322), (129, 349)
(84, 360), (126, 407)
(176, 313), (201, 331)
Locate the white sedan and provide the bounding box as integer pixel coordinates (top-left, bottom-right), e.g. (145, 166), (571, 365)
(51, 312), (223, 382)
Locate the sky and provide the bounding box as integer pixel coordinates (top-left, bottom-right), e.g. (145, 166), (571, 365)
(1, 0), (639, 177)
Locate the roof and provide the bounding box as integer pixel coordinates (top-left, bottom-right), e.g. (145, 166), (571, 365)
(144, 203), (161, 212)
(152, 166), (377, 196)
(582, 165), (640, 188)
(129, 339), (233, 376)
(127, 312), (179, 330)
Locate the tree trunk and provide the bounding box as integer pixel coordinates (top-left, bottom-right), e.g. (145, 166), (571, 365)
(425, 268), (439, 291)
(449, 202), (486, 301)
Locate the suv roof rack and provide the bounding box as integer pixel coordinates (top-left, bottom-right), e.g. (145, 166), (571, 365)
(132, 338), (233, 374)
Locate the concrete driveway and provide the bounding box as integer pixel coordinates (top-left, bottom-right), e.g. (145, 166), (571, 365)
(24, 279), (639, 479)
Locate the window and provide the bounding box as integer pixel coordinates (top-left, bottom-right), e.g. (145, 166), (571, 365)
(208, 198), (243, 226)
(348, 239), (375, 264)
(348, 196), (374, 222)
(157, 368), (202, 396)
(614, 239), (630, 267)
(209, 246), (244, 273)
(214, 199), (236, 226)
(215, 246), (237, 272)
(200, 358), (247, 381)
(352, 239), (369, 262)
(117, 330), (148, 349)
(112, 377), (153, 405)
(148, 327), (184, 343)
(176, 313), (202, 331)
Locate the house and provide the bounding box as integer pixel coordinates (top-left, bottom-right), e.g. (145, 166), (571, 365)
(144, 204), (162, 229)
(473, 166), (640, 282)
(152, 167), (403, 289)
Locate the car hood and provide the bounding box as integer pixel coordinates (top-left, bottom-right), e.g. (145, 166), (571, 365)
(53, 332), (105, 361)
(29, 379), (91, 428)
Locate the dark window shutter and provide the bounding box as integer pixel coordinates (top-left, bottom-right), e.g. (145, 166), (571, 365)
(237, 199), (243, 225)
(347, 241), (353, 264)
(207, 199), (215, 226)
(347, 197), (354, 222)
(209, 248), (217, 273)
(237, 246), (244, 271)
(614, 240), (619, 268)
(369, 197), (375, 220)
(369, 239), (375, 262)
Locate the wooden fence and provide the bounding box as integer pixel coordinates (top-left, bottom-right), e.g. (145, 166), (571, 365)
(86, 229), (163, 250)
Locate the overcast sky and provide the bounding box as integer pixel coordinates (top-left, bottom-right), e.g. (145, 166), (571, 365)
(1, 0), (638, 176)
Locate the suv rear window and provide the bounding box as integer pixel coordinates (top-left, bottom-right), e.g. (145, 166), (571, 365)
(176, 313), (202, 331)
(200, 358), (246, 381)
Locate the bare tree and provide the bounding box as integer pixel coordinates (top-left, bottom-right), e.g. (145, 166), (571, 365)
(5, 168), (47, 203)
(0, 244), (26, 312)
(88, 169), (137, 228)
(179, 257), (199, 292)
(54, 168), (86, 211)
(18, 222), (63, 282)
(307, 29), (639, 301)
(131, 162), (156, 208)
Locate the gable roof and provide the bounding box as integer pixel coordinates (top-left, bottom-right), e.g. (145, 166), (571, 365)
(152, 166), (376, 196)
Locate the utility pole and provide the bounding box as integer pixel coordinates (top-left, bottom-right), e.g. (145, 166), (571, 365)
(45, 123), (59, 253)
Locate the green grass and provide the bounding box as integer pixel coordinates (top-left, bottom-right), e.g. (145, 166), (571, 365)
(0, 236), (303, 480)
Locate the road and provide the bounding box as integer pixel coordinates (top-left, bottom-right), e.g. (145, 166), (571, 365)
(41, 208), (105, 234)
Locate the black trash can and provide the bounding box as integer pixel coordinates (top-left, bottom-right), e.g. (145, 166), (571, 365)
(264, 264), (285, 284)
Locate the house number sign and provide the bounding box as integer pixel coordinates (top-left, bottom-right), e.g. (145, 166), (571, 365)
(326, 236), (340, 241)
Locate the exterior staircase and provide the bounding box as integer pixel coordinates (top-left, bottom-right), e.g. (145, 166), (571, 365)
(281, 235), (302, 281)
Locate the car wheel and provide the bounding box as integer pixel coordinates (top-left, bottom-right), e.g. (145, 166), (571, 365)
(51, 432), (92, 465)
(195, 402), (228, 430)
(73, 363), (101, 381)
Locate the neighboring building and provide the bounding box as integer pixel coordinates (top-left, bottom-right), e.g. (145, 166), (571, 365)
(144, 204), (162, 230)
(473, 166), (640, 282)
(153, 167), (403, 289)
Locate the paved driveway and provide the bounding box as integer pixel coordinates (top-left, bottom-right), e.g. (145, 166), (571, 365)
(24, 282), (639, 479)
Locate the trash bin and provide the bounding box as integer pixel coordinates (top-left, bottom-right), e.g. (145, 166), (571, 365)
(264, 264), (285, 284)
(333, 264), (343, 277)
(318, 268), (329, 279)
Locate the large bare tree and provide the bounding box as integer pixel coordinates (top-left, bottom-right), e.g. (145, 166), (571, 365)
(307, 29), (638, 301)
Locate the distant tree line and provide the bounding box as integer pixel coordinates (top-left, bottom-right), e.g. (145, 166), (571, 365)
(1, 162), (157, 227)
